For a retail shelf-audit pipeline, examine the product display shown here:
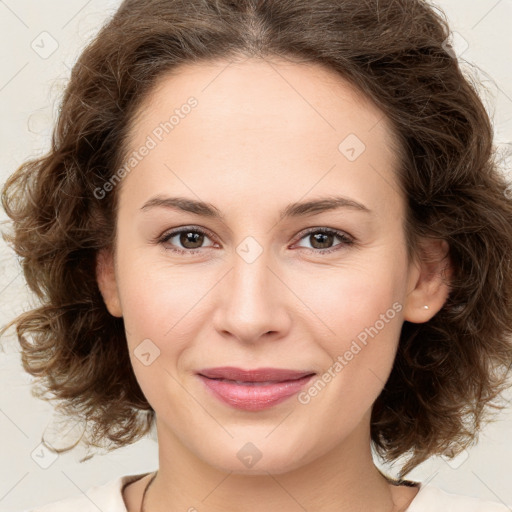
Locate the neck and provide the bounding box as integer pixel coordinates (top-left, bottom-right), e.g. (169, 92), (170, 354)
(140, 414), (413, 512)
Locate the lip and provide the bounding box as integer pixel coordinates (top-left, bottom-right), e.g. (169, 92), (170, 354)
(196, 367), (316, 411)
(197, 366), (314, 382)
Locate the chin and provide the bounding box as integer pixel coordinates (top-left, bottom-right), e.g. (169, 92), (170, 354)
(197, 436), (315, 476)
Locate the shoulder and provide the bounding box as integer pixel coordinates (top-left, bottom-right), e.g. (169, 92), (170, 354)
(406, 483), (510, 512)
(22, 473), (151, 512)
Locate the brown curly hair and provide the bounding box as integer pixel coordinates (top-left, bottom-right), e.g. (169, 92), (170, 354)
(2, 0), (512, 478)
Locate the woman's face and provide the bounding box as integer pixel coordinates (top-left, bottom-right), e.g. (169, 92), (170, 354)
(98, 57), (443, 474)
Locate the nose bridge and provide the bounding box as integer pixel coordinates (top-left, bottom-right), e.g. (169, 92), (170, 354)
(214, 239), (291, 342)
(232, 245), (272, 306)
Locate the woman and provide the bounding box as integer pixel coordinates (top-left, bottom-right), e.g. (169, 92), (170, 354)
(2, 0), (512, 511)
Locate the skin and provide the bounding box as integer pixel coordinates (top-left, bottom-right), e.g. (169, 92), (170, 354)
(97, 56), (451, 512)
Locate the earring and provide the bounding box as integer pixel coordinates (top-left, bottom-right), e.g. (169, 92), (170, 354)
(423, 305), (430, 310)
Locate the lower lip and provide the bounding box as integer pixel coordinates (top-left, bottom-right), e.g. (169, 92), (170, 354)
(197, 374), (315, 411)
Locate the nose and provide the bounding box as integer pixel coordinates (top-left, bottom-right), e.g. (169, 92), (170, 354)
(212, 246), (292, 345)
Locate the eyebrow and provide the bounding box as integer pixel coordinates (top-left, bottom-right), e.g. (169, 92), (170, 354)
(140, 195), (372, 221)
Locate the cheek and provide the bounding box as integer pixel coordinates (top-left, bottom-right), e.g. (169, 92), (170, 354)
(116, 248), (205, 335)
(296, 261), (405, 347)
(115, 253), (219, 395)
(295, 262), (405, 407)
(116, 256), (199, 406)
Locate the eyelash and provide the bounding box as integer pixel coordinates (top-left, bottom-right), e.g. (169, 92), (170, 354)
(156, 226), (354, 256)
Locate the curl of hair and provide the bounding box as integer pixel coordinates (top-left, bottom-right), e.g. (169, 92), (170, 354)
(2, 0), (512, 476)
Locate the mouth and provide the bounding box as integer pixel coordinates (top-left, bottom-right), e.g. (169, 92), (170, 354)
(201, 378), (307, 385)
(196, 367), (316, 411)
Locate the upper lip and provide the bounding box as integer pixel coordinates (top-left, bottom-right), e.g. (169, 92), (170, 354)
(197, 367), (316, 382)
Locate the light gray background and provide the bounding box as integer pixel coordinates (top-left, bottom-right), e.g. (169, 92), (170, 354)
(1, 1), (511, 511)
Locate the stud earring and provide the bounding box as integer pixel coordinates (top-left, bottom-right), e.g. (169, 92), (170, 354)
(423, 305), (430, 310)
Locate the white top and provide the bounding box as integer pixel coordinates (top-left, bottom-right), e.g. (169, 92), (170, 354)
(24, 472), (510, 512)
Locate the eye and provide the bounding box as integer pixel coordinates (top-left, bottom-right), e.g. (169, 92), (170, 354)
(293, 227), (354, 255)
(158, 226), (216, 254)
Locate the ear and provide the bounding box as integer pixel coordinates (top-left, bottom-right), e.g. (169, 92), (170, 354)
(96, 248), (123, 318)
(403, 237), (452, 323)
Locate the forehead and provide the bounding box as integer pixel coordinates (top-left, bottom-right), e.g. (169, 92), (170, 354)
(120, 57), (404, 217)
(135, 57), (394, 140)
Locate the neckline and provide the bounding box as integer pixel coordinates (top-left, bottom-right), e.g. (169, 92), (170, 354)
(121, 472), (154, 512)
(120, 472), (423, 512)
